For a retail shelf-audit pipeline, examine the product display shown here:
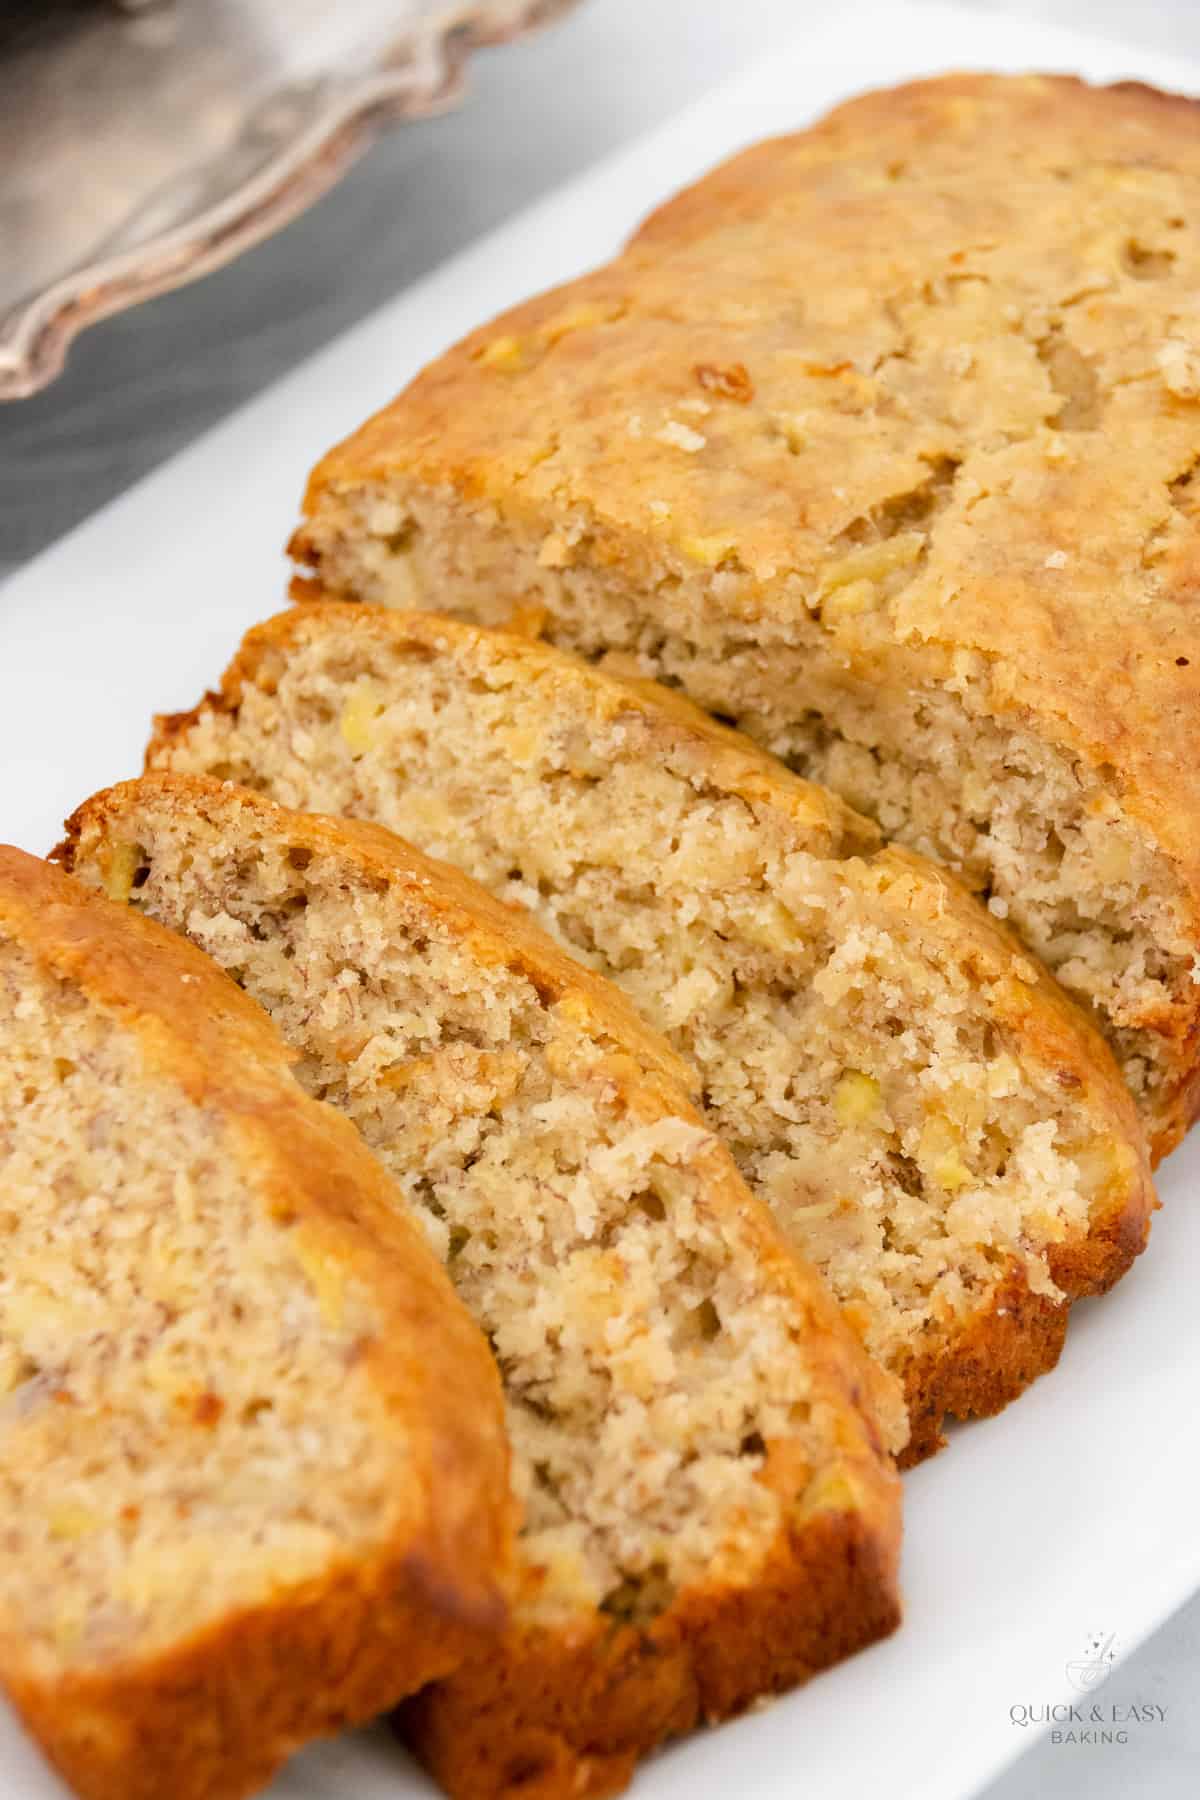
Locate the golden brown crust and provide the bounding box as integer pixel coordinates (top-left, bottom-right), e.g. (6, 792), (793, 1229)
(10, 1570), (493, 1800)
(899, 1185), (1152, 1466)
(402, 1499), (900, 1800)
(899, 1272), (1068, 1469)
(57, 776), (903, 1800)
(289, 73), (1200, 1159)
(0, 848), (513, 1800)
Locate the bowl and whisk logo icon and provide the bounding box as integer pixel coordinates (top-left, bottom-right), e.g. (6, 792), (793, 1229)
(1065, 1632), (1118, 1693)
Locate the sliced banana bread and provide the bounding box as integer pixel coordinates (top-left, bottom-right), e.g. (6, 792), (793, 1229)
(0, 846), (511, 1800)
(59, 775), (903, 1800)
(288, 73), (1200, 1160)
(147, 605), (1154, 1463)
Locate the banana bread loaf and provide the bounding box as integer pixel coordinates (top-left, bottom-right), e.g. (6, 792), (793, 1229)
(59, 775), (903, 1800)
(148, 604), (1154, 1464)
(0, 846), (511, 1800)
(289, 73), (1200, 1161)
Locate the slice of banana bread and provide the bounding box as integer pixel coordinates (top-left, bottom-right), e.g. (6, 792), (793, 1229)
(288, 73), (1200, 1161)
(147, 604), (1154, 1465)
(0, 846), (511, 1800)
(59, 775), (903, 1800)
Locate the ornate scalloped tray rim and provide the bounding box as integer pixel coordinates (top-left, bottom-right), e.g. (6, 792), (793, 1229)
(0, 0), (578, 401)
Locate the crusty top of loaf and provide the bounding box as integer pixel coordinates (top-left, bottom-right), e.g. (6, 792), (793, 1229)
(296, 74), (1200, 898)
(0, 845), (513, 1653)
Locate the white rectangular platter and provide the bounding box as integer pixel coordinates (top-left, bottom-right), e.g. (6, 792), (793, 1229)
(2, 5), (1199, 1799)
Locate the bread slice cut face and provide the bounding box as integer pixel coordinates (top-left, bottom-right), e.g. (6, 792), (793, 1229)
(0, 846), (511, 1800)
(148, 604), (1154, 1464)
(61, 774), (902, 1800)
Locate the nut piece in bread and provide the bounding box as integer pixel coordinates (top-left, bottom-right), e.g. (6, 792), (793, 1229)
(60, 775), (903, 1800)
(147, 603), (1154, 1465)
(0, 847), (511, 1800)
(288, 73), (1200, 1160)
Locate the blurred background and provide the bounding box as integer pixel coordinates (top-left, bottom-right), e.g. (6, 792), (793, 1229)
(1, 4), (1198, 1793)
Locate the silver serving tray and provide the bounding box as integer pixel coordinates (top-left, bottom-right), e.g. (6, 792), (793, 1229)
(0, 0), (578, 399)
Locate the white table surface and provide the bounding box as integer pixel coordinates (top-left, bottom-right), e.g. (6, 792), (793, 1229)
(1, 3), (1197, 1795)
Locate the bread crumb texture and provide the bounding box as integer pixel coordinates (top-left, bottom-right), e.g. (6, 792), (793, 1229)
(0, 847), (511, 1800)
(2, 962), (387, 1662)
(147, 606), (1152, 1465)
(289, 74), (1200, 1159)
(61, 779), (902, 1800)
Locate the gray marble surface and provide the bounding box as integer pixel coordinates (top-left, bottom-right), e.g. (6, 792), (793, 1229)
(1, 1), (1198, 1793)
